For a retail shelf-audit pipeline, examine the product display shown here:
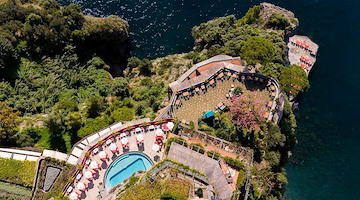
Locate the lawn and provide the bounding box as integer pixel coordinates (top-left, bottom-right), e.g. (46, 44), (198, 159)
(0, 181), (32, 200)
(0, 158), (36, 187)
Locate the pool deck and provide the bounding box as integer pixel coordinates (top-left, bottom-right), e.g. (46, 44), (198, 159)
(67, 128), (167, 200)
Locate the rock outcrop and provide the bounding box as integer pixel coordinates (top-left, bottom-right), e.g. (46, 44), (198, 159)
(258, 2), (299, 35)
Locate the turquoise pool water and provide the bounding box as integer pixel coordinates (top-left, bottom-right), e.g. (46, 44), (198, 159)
(104, 153), (153, 191)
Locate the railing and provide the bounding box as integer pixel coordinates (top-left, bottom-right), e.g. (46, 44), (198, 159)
(178, 124), (253, 162)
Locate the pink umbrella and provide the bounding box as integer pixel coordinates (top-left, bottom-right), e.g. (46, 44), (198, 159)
(99, 151), (108, 161)
(84, 171), (94, 180)
(152, 143), (160, 152)
(69, 192), (79, 200)
(90, 161), (99, 171)
(136, 134), (144, 145)
(155, 129), (164, 137)
(121, 137), (129, 147)
(109, 143), (118, 153)
(77, 182), (87, 191)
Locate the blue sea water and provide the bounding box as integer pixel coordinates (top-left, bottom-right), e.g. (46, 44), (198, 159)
(58, 0), (360, 199)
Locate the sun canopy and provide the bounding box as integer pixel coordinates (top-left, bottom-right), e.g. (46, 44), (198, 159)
(84, 171), (93, 179)
(155, 129), (164, 136)
(152, 143), (160, 151)
(121, 137), (129, 145)
(77, 182), (86, 191)
(136, 134), (144, 141)
(90, 161), (99, 170)
(69, 192), (79, 200)
(167, 122), (174, 130)
(99, 151), (107, 159)
(109, 143), (117, 151)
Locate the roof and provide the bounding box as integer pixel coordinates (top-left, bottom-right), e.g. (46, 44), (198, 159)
(168, 143), (233, 200)
(169, 55), (244, 92)
(176, 55), (234, 83)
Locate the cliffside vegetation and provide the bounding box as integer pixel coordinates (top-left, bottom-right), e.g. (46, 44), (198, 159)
(0, 2), (307, 199)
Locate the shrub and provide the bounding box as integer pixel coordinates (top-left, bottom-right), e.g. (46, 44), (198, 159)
(158, 69), (165, 75)
(236, 169), (246, 188)
(266, 13), (290, 30)
(159, 58), (173, 69)
(190, 143), (205, 154)
(207, 150), (220, 160)
(160, 191), (187, 200)
(233, 86), (243, 95)
(140, 78), (152, 86)
(223, 156), (245, 171)
(195, 188), (203, 198)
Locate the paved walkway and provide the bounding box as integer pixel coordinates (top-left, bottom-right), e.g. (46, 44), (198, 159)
(66, 126), (168, 200)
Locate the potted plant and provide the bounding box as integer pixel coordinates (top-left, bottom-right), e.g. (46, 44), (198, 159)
(112, 132), (117, 137)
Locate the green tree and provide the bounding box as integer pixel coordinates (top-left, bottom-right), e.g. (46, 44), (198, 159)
(266, 13), (290, 30)
(110, 106), (134, 122)
(77, 117), (108, 138)
(240, 36), (276, 65)
(237, 5), (261, 26)
(0, 102), (20, 145)
(64, 112), (83, 131)
(139, 59), (152, 76)
(109, 78), (129, 97)
(127, 56), (141, 68)
(85, 96), (104, 118)
(16, 127), (42, 147)
(0, 33), (16, 76)
(258, 62), (284, 81)
(279, 64), (310, 97)
(0, 81), (12, 101)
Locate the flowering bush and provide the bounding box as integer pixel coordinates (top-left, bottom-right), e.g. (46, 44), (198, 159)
(229, 91), (267, 132)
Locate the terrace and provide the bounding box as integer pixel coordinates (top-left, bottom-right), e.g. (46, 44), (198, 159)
(166, 55), (283, 126)
(173, 73), (280, 126)
(64, 120), (174, 200)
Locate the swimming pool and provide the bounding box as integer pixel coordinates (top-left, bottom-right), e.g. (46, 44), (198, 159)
(104, 152), (153, 191)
